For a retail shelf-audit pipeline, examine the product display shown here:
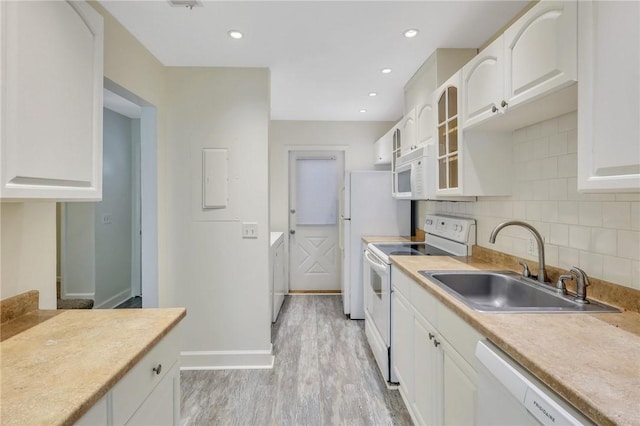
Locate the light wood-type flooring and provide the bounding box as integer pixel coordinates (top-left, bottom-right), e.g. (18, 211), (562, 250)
(180, 295), (412, 425)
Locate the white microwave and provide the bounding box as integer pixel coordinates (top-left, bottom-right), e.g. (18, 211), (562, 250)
(393, 147), (430, 200)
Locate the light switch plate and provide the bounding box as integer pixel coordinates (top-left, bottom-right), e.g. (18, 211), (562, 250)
(242, 222), (258, 239)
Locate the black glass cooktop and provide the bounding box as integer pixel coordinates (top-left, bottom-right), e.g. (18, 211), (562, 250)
(372, 243), (452, 257)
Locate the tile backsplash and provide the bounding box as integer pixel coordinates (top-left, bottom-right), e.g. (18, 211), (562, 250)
(421, 111), (640, 290)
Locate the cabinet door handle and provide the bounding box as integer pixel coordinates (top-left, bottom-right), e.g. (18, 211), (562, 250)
(433, 339), (440, 348)
(501, 100), (508, 108)
(428, 332), (435, 340)
(153, 364), (162, 375)
(491, 105), (498, 113)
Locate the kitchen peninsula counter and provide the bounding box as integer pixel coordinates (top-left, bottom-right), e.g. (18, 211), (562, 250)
(0, 303), (186, 425)
(390, 255), (640, 426)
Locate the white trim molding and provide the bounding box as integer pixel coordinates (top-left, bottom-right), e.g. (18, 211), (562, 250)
(95, 288), (131, 309)
(180, 345), (274, 370)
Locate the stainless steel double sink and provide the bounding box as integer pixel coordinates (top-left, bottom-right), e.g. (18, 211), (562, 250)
(419, 270), (619, 313)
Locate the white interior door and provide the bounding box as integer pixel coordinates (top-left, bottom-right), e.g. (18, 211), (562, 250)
(289, 152), (343, 292)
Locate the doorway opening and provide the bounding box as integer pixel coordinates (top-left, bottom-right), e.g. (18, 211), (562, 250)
(57, 79), (159, 309)
(288, 150), (345, 293)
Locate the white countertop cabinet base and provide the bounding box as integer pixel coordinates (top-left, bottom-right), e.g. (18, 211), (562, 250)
(391, 268), (481, 425)
(76, 325), (182, 426)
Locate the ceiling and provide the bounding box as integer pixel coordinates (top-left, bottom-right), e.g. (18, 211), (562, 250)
(99, 1), (529, 122)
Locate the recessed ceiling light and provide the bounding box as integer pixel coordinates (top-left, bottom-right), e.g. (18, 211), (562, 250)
(404, 29), (419, 38)
(360, 109), (367, 113)
(381, 68), (392, 74)
(228, 30), (243, 39)
(368, 92), (377, 97)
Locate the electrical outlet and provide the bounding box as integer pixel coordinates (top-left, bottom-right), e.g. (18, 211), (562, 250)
(527, 236), (536, 256)
(242, 222), (258, 239)
(102, 214), (113, 225)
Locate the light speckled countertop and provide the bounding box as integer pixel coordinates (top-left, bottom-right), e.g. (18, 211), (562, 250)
(0, 307), (186, 426)
(391, 255), (640, 426)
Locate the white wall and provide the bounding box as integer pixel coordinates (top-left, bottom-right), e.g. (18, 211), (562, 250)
(165, 67), (272, 368)
(93, 2), (170, 307)
(421, 111), (640, 291)
(269, 121), (394, 231)
(0, 202), (56, 308)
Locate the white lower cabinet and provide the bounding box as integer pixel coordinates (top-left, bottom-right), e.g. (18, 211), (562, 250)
(76, 394), (109, 426)
(125, 362), (180, 426)
(392, 268), (482, 425)
(441, 339), (477, 425)
(391, 290), (414, 401)
(76, 325), (181, 425)
(412, 314), (442, 426)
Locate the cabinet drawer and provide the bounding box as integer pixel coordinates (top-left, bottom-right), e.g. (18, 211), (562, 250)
(112, 326), (180, 425)
(391, 266), (412, 298)
(126, 362), (179, 426)
(411, 279), (438, 326)
(437, 304), (482, 368)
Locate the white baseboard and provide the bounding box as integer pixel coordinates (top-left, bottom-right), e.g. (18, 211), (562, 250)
(180, 344), (274, 370)
(62, 292), (95, 299)
(95, 289), (131, 309)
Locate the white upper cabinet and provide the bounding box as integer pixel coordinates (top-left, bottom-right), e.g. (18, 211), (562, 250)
(0, 1), (103, 200)
(399, 108), (417, 156)
(373, 126), (394, 166)
(435, 73), (461, 195)
(435, 72), (512, 197)
(504, 0), (577, 109)
(462, 0), (578, 131)
(416, 101), (435, 149)
(577, 0), (640, 192)
(462, 36), (504, 129)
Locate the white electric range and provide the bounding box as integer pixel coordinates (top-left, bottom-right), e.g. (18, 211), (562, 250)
(363, 214), (476, 384)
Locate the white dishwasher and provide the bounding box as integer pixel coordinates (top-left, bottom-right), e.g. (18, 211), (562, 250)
(475, 340), (594, 426)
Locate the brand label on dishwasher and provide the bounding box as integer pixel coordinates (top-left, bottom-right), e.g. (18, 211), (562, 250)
(523, 387), (577, 426)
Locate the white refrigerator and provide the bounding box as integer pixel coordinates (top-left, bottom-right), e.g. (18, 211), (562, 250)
(340, 171), (410, 319)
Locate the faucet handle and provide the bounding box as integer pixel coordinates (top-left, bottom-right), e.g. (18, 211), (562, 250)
(556, 274), (572, 295)
(518, 261), (531, 278)
(570, 267), (591, 304)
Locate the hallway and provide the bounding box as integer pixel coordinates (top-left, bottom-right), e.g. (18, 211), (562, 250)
(180, 295), (411, 425)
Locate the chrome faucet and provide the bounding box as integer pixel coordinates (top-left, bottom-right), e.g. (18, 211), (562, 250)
(556, 274), (572, 295)
(570, 267), (591, 304)
(489, 221), (546, 284)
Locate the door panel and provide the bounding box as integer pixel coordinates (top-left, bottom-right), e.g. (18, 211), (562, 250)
(504, 1), (577, 107)
(289, 153), (343, 291)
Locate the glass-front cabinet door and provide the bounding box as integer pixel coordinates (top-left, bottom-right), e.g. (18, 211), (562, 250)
(436, 72), (461, 193)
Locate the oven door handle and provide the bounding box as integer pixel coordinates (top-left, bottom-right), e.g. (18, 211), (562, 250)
(364, 249), (388, 274)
